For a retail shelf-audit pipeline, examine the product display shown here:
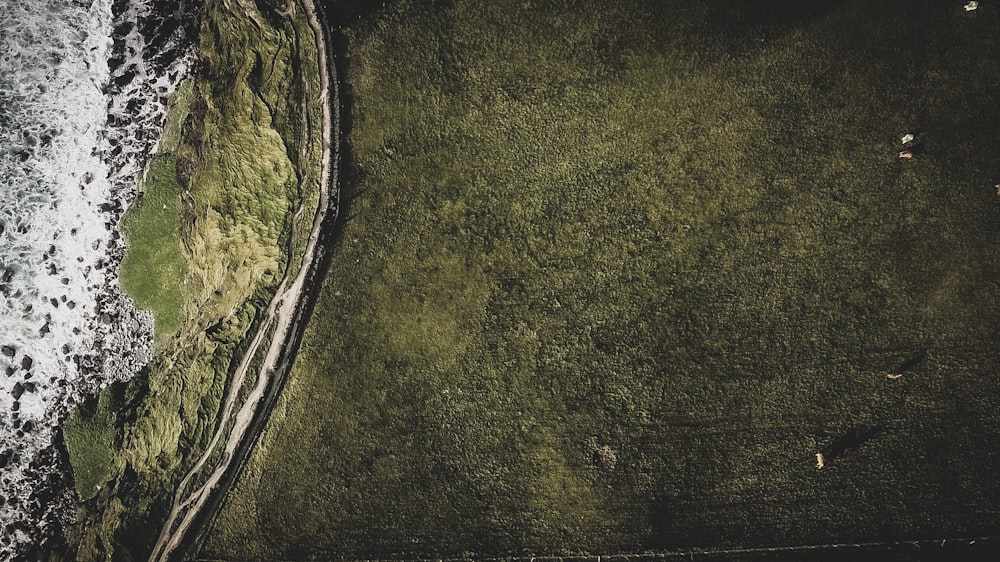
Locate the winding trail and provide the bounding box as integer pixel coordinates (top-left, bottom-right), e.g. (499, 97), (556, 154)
(147, 1), (338, 560)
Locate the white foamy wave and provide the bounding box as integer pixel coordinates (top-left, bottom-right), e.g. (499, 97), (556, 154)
(1, 0), (117, 552)
(0, 0), (195, 556)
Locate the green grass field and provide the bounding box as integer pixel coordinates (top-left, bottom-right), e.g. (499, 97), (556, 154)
(199, 0), (1000, 558)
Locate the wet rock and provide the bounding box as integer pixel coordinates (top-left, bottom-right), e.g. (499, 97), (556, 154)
(112, 69), (136, 89)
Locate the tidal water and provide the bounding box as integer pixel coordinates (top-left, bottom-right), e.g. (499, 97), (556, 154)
(0, 0), (195, 555)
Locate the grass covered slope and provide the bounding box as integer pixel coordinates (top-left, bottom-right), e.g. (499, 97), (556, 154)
(64, 1), (326, 560)
(205, 0), (1000, 558)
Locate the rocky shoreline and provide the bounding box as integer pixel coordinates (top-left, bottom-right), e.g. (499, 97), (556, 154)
(2, 0), (201, 558)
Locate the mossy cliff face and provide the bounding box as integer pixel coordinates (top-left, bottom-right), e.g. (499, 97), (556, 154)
(64, 0), (324, 559)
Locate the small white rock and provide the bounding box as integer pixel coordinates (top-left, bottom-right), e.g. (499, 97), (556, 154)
(901, 133), (914, 144)
(965, 1), (978, 12)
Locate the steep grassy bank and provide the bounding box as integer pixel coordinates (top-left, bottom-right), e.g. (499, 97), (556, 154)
(203, 0), (1000, 558)
(62, 0), (326, 559)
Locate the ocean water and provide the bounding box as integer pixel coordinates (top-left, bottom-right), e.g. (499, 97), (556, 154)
(0, 0), (195, 555)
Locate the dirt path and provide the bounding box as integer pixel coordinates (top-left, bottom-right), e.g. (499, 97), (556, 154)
(147, 1), (336, 559)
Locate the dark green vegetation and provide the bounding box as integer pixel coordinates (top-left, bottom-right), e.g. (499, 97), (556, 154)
(63, 385), (124, 502)
(62, 1), (325, 560)
(198, 0), (1000, 557)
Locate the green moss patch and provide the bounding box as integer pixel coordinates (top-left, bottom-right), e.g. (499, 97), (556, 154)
(119, 155), (188, 343)
(64, 386), (122, 502)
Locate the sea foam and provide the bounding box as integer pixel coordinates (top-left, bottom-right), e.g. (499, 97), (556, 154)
(0, 0), (196, 556)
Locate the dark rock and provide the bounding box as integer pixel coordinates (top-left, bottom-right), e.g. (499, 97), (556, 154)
(22, 382), (35, 393)
(22, 421), (33, 433)
(1, 345), (14, 357)
(4, 366), (14, 376)
(11, 401), (18, 411)
(20, 356), (32, 370)
(113, 69), (136, 89)
(0, 449), (12, 469)
(10, 382), (23, 400)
